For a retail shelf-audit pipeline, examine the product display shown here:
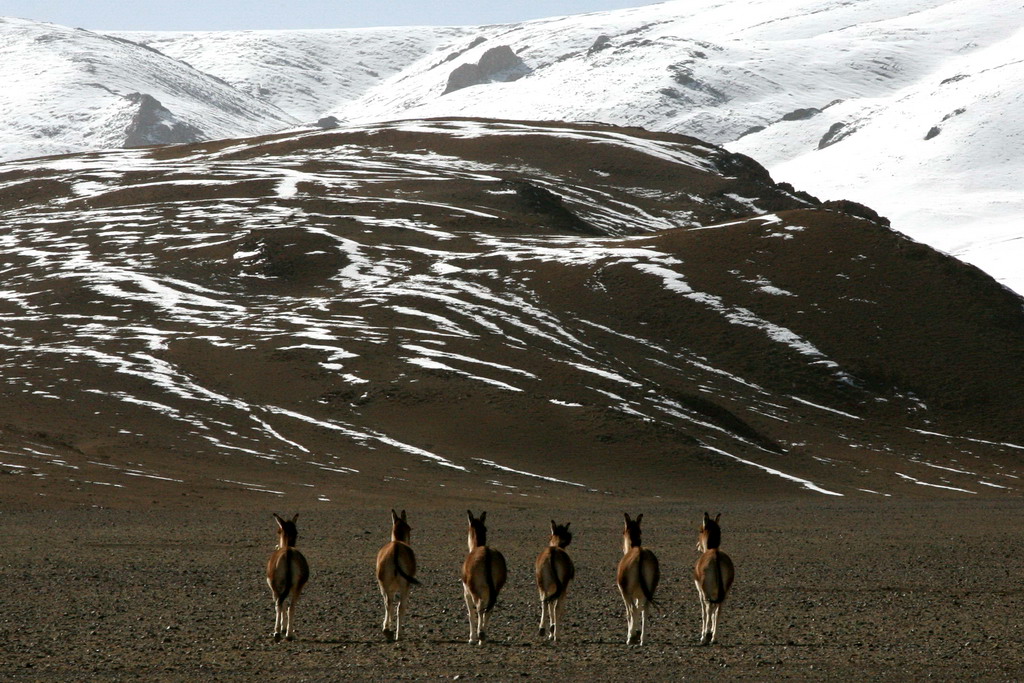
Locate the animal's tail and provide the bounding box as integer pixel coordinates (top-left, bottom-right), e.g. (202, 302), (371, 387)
(276, 549), (295, 605)
(708, 552), (727, 604)
(542, 553), (566, 604)
(483, 548), (499, 613)
(395, 551), (421, 586)
(638, 550), (659, 608)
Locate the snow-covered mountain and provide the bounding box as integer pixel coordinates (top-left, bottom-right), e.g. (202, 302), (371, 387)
(2, 1), (1022, 294)
(0, 17), (297, 160)
(729, 22), (1024, 296)
(120, 26), (474, 124)
(109, 0), (1024, 294)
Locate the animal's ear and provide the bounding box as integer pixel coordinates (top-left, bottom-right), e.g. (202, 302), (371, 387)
(703, 511), (711, 526)
(480, 511), (487, 523)
(466, 510), (474, 522)
(273, 513), (285, 527)
(623, 512), (631, 524)
(551, 519), (557, 533)
(636, 513), (643, 524)
(714, 513), (721, 523)
(401, 510), (407, 521)
(565, 522), (571, 530)
(291, 513), (299, 523)
(391, 509), (400, 522)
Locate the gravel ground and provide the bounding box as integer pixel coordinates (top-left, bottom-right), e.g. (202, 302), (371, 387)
(2, 497), (1023, 680)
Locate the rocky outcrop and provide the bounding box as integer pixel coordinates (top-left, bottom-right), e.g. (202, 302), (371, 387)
(818, 122), (849, 149)
(781, 107), (821, 121)
(123, 93), (204, 148)
(443, 45), (530, 95)
(588, 34), (612, 56)
(504, 180), (602, 235)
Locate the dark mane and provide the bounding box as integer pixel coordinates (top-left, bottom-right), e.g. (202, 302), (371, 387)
(703, 522), (721, 549)
(468, 510), (488, 547)
(275, 513), (299, 547)
(391, 509), (411, 543)
(624, 513), (643, 548)
(551, 521), (573, 548)
(702, 512), (722, 549)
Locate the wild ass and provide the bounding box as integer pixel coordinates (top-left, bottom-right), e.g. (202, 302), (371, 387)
(616, 513), (660, 645)
(535, 520), (575, 643)
(266, 513), (310, 642)
(375, 509), (420, 642)
(693, 512), (735, 645)
(461, 510), (507, 645)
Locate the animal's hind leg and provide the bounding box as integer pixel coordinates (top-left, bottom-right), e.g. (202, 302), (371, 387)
(380, 586), (394, 640)
(701, 601), (713, 645)
(394, 590), (406, 642)
(552, 597), (566, 643)
(709, 602), (722, 644)
(285, 600), (293, 641)
(273, 598), (284, 641)
(463, 584), (478, 645)
(284, 594), (299, 641)
(625, 602), (641, 645)
(619, 591), (635, 644)
(638, 604), (648, 646)
(696, 584), (711, 644)
(478, 601), (491, 644)
(538, 595), (548, 638)
(630, 602), (643, 645)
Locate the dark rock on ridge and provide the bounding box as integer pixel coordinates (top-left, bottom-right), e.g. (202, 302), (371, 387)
(504, 180), (603, 235)
(123, 92), (204, 148)
(781, 107), (821, 121)
(822, 198), (890, 227)
(588, 34), (612, 55)
(315, 115), (340, 129)
(443, 45), (530, 94)
(818, 121), (849, 149)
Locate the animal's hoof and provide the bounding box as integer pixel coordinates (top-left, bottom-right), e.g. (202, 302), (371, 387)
(273, 632), (281, 642)
(383, 629), (394, 642)
(285, 633), (294, 642)
(538, 627), (547, 638)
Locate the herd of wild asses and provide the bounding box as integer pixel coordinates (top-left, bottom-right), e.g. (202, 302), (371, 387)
(266, 509), (735, 646)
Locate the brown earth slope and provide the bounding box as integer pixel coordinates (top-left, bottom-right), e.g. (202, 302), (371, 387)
(0, 118), (1021, 507)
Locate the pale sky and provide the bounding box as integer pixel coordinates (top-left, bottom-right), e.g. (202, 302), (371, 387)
(0, 1), (659, 31)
